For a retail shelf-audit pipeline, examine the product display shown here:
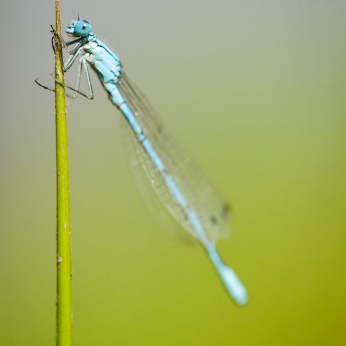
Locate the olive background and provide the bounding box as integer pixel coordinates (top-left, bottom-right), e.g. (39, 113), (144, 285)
(1, 1), (345, 345)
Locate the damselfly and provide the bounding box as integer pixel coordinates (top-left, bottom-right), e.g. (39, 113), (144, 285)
(36, 19), (248, 305)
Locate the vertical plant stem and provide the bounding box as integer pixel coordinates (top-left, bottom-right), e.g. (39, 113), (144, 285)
(54, 1), (72, 345)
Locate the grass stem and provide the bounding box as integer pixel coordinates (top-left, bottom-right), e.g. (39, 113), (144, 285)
(54, 1), (73, 345)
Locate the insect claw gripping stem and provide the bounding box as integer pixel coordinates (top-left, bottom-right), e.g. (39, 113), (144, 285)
(36, 24), (94, 100)
(35, 76), (86, 100)
(50, 73), (93, 100)
(35, 78), (55, 92)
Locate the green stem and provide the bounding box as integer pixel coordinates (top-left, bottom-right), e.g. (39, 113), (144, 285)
(54, 1), (72, 345)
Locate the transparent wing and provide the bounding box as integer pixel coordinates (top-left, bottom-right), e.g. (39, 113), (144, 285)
(121, 115), (196, 244)
(118, 72), (230, 244)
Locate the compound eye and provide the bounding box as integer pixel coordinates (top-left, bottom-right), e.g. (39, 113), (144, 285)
(74, 20), (92, 37)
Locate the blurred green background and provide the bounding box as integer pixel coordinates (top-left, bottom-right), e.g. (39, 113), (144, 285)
(1, 0), (346, 345)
